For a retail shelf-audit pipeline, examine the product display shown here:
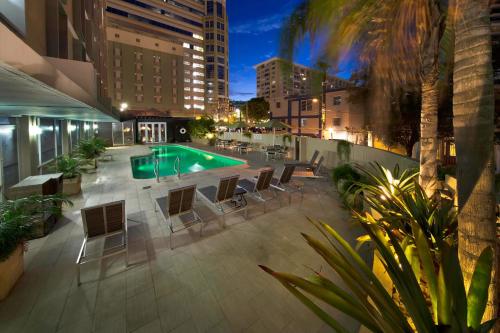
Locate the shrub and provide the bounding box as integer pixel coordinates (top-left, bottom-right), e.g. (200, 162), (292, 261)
(77, 138), (106, 160)
(188, 116), (215, 139)
(0, 195), (72, 261)
(52, 155), (82, 179)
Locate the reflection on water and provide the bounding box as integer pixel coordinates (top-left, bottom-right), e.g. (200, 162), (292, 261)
(131, 145), (244, 179)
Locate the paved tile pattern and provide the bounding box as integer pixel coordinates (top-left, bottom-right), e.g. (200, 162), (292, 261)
(0, 144), (365, 333)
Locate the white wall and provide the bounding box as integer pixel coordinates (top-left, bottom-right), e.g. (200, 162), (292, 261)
(219, 132), (418, 171)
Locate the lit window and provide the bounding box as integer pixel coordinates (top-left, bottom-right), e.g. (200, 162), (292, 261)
(193, 54), (204, 60)
(193, 96), (204, 101)
(193, 104), (205, 110)
(193, 71), (204, 77)
(193, 33), (204, 40)
(184, 104), (192, 109)
(193, 80), (204, 85)
(183, 42), (191, 48)
(193, 46), (204, 52)
(184, 87), (191, 91)
(193, 88), (204, 93)
(193, 63), (204, 69)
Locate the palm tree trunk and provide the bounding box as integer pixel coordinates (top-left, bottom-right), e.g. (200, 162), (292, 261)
(453, 0), (498, 322)
(419, 70), (440, 198)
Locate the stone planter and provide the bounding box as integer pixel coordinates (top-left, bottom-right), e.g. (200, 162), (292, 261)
(63, 175), (82, 196)
(0, 244), (24, 301)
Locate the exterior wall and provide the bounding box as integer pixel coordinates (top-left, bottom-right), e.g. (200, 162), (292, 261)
(220, 132), (418, 171)
(322, 89), (365, 142)
(104, 0), (229, 115)
(106, 27), (185, 112)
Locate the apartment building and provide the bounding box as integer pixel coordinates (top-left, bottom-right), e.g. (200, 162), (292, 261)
(0, 0), (117, 191)
(254, 57), (349, 117)
(270, 88), (364, 141)
(104, 0), (229, 143)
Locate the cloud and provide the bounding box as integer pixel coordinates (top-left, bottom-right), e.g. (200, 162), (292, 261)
(230, 14), (285, 34)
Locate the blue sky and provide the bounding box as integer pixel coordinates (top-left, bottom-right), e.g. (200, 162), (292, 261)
(227, 0), (355, 101)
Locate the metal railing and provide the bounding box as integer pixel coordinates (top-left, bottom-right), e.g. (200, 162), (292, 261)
(174, 156), (181, 179)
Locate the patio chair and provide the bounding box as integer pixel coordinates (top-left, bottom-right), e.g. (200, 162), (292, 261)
(77, 200), (127, 285)
(197, 175), (248, 225)
(265, 146), (277, 161)
(268, 164), (304, 204)
(293, 156), (325, 178)
(155, 184), (203, 249)
(238, 142), (249, 154)
(286, 150), (320, 168)
(238, 168), (276, 212)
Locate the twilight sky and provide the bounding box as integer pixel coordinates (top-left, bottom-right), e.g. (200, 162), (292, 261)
(226, 0), (355, 101)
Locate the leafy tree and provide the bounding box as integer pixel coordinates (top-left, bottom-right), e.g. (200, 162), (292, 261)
(243, 97), (270, 122)
(187, 116), (215, 139)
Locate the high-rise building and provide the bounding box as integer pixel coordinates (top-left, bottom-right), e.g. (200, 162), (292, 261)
(103, 0), (229, 143)
(0, 0), (117, 190)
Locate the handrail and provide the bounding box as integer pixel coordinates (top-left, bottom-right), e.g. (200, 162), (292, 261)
(174, 156), (181, 179)
(154, 157), (160, 183)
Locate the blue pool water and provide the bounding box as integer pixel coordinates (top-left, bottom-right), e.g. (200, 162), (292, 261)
(130, 145), (245, 179)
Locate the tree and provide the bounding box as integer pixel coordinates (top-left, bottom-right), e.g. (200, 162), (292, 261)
(452, 0), (498, 321)
(243, 97), (270, 122)
(187, 116), (215, 138)
(281, 0), (451, 197)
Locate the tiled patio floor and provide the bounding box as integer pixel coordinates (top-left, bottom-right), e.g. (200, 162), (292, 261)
(0, 144), (366, 333)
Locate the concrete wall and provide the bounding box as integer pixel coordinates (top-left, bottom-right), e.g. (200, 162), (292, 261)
(220, 132), (418, 171)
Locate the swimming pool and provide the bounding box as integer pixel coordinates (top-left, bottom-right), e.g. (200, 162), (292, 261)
(130, 145), (245, 179)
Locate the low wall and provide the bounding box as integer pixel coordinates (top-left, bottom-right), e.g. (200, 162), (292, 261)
(219, 132), (418, 171)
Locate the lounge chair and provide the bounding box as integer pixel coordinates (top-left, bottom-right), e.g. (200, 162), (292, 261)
(155, 184), (203, 249)
(293, 156), (325, 178)
(285, 150), (320, 168)
(77, 200), (128, 285)
(197, 175), (248, 225)
(238, 168), (275, 211)
(269, 164), (304, 204)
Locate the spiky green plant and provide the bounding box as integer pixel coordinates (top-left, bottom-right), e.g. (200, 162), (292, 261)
(351, 163), (457, 250)
(0, 195), (73, 261)
(52, 155), (82, 179)
(260, 219), (496, 332)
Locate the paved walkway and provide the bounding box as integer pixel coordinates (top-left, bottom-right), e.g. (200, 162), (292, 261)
(0, 144), (365, 333)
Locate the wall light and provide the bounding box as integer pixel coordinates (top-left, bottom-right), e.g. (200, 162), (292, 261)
(29, 125), (43, 136)
(0, 125), (15, 135)
(312, 98), (319, 103)
(83, 124), (91, 130)
(328, 127), (334, 140)
(120, 102), (128, 112)
(68, 124), (77, 133)
(93, 123), (99, 130)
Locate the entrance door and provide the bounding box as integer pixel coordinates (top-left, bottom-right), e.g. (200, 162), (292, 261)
(138, 122), (167, 143)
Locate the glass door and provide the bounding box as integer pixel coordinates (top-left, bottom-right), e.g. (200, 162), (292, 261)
(138, 122), (167, 143)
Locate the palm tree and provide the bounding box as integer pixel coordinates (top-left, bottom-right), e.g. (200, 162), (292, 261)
(281, 0), (449, 197)
(452, 0), (498, 321)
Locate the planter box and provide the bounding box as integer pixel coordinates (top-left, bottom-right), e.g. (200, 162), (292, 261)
(0, 244), (24, 301)
(63, 175), (82, 196)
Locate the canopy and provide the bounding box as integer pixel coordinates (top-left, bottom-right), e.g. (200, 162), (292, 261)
(260, 119), (291, 129)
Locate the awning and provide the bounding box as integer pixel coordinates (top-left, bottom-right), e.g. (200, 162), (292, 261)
(0, 62), (117, 122)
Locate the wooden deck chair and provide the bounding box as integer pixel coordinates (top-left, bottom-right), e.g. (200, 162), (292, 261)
(155, 184), (203, 249)
(238, 168), (275, 211)
(77, 200), (127, 285)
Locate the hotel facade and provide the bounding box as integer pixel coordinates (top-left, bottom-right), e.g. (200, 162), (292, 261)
(0, 0), (118, 192)
(104, 0), (229, 143)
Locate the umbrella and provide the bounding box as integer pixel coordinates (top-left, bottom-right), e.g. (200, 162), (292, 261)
(227, 121), (248, 141)
(260, 120), (291, 146)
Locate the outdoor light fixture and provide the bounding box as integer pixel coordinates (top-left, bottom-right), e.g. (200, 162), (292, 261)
(312, 98), (319, 103)
(328, 127), (334, 140)
(0, 125), (15, 135)
(93, 124), (99, 130)
(83, 124), (90, 130)
(196, 116), (202, 120)
(29, 125), (42, 136)
(120, 102), (128, 112)
(68, 124), (77, 132)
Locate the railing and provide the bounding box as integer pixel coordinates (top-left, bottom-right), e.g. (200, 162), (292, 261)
(174, 156), (181, 179)
(154, 157), (160, 183)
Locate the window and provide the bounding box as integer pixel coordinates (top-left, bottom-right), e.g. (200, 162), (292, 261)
(114, 47), (121, 56)
(207, 0), (214, 14)
(114, 59), (121, 67)
(276, 102), (280, 108)
(300, 100), (312, 111)
(206, 64), (215, 78)
(218, 82), (225, 95)
(217, 34), (224, 42)
(217, 45), (224, 53)
(333, 96), (342, 105)
(217, 57), (225, 64)
(300, 119), (307, 127)
(135, 52), (143, 60)
(39, 118), (55, 164)
(136, 94), (144, 103)
(217, 22), (225, 30)
(333, 118), (341, 126)
(216, 2), (223, 18)
(114, 70), (121, 79)
(206, 44), (214, 52)
(206, 56), (214, 63)
(217, 65), (224, 79)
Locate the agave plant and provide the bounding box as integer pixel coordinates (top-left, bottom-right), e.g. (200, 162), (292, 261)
(0, 195), (73, 261)
(260, 219), (496, 332)
(351, 163), (457, 250)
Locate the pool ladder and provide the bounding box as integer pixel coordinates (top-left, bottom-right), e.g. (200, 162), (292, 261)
(154, 157), (160, 183)
(173, 156), (181, 179)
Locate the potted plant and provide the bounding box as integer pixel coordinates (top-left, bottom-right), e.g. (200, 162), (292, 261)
(53, 155), (82, 195)
(0, 195), (72, 300)
(76, 138), (106, 170)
